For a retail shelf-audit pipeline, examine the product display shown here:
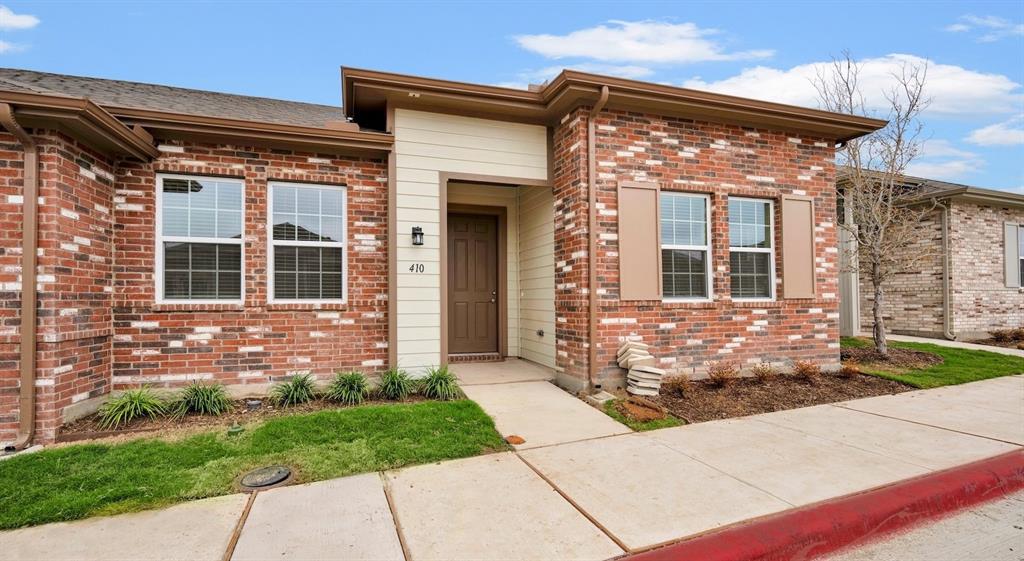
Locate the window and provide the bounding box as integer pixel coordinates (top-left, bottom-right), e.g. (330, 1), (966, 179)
(660, 192), (711, 299)
(1019, 225), (1023, 283)
(729, 198), (775, 299)
(268, 182), (346, 302)
(157, 175), (244, 302)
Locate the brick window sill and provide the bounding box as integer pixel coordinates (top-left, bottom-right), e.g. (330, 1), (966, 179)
(152, 303), (247, 313)
(264, 303), (349, 312)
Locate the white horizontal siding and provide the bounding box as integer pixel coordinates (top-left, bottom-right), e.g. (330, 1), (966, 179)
(517, 185), (556, 368)
(394, 109), (547, 373)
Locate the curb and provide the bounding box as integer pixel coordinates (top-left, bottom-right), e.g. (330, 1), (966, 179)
(623, 449), (1024, 561)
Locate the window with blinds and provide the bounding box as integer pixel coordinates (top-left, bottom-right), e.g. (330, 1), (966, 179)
(660, 192), (711, 300)
(269, 182), (346, 302)
(157, 175), (244, 302)
(729, 197), (775, 300)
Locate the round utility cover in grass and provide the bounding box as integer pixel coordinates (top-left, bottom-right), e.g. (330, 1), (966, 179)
(240, 465), (292, 491)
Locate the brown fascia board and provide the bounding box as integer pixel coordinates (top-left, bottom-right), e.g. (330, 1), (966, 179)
(108, 106), (393, 156)
(838, 174), (1024, 208)
(919, 186), (1024, 208)
(0, 90), (159, 159)
(342, 66), (887, 141)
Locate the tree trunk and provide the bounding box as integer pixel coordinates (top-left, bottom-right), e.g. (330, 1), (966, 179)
(871, 262), (888, 356)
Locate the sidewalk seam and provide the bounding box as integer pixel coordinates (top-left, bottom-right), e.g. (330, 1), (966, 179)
(514, 452), (631, 554)
(380, 472), (412, 561)
(221, 491), (257, 561)
(834, 403), (1024, 447)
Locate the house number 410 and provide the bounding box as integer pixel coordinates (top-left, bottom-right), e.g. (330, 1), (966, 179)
(408, 263), (425, 273)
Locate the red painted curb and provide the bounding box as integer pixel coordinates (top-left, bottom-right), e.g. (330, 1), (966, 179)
(623, 449), (1024, 561)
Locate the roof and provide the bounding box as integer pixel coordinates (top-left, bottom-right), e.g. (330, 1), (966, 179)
(342, 67), (888, 142)
(837, 168), (1024, 207)
(0, 68), (347, 129)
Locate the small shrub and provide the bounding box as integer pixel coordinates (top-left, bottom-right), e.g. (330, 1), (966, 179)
(378, 368), (414, 400)
(838, 362), (861, 379)
(706, 361), (738, 387)
(99, 388), (168, 429)
(793, 360), (822, 383)
(661, 374), (691, 397)
(420, 365), (461, 401)
(1017, 341), (1024, 350)
(173, 382), (232, 417)
(991, 329), (1014, 343)
(751, 363), (777, 383)
(1011, 327), (1024, 341)
(271, 373), (317, 406)
(325, 371), (369, 405)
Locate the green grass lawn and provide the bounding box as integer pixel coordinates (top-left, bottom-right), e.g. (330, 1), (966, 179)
(603, 399), (683, 431)
(0, 400), (506, 530)
(841, 337), (1024, 389)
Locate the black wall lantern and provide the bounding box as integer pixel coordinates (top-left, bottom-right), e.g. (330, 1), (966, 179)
(411, 226), (424, 246)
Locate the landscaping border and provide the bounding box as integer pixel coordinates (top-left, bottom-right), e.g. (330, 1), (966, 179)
(622, 449), (1024, 561)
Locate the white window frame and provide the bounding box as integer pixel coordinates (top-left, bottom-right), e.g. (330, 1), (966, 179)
(1019, 224), (1024, 283)
(267, 181), (348, 304)
(155, 173), (245, 305)
(728, 196), (776, 302)
(660, 192), (713, 302)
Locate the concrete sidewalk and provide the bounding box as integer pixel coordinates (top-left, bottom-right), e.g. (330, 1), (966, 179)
(2, 375), (1021, 561)
(888, 333), (1024, 358)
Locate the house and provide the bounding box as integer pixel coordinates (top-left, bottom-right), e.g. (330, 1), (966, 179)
(0, 67), (884, 447)
(837, 174), (1024, 340)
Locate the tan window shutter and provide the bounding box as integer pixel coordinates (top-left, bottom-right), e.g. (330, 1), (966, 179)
(618, 182), (661, 300)
(781, 195), (816, 298)
(1006, 222), (1021, 288)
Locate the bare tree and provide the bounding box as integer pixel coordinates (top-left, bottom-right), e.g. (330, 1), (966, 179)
(816, 51), (935, 356)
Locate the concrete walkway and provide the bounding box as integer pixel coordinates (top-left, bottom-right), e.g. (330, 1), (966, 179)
(2, 375), (1021, 561)
(888, 333), (1024, 358)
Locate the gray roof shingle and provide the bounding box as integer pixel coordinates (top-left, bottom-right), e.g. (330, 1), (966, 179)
(0, 68), (347, 128)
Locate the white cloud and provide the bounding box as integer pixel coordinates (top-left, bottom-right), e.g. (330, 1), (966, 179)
(906, 139), (984, 180)
(0, 6), (39, 31)
(0, 40), (24, 54)
(944, 14), (1024, 42)
(683, 54), (1024, 117)
(966, 115), (1024, 146)
(514, 20), (773, 65)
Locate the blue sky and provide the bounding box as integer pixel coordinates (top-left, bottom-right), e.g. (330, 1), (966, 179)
(2, 1), (1021, 192)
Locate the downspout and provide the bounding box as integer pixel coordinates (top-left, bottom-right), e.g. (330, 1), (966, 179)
(935, 199), (956, 340)
(0, 104), (38, 451)
(586, 86), (609, 391)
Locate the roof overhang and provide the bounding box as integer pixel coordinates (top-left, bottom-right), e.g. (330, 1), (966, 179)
(837, 172), (1024, 209)
(0, 90), (159, 160)
(109, 107), (393, 157)
(343, 67), (887, 142)
(920, 187), (1024, 209)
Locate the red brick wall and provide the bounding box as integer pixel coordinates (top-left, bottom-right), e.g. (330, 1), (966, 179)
(0, 132), (24, 441)
(0, 130), (116, 443)
(110, 141), (389, 391)
(552, 109), (591, 384)
(553, 109), (841, 389)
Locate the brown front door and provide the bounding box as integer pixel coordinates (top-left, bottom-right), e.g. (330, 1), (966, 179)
(448, 213), (498, 354)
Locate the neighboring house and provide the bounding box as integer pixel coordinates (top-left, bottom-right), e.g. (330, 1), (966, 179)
(0, 67), (883, 446)
(837, 174), (1024, 340)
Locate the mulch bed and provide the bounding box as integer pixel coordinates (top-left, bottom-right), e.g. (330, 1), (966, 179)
(969, 338), (1024, 350)
(58, 396), (425, 443)
(840, 346), (944, 369)
(614, 396), (668, 422)
(651, 374), (912, 424)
